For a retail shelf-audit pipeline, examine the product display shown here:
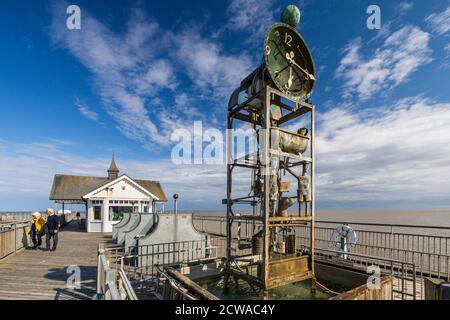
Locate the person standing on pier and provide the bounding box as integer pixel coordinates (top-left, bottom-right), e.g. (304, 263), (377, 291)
(45, 208), (60, 251)
(27, 211), (46, 249)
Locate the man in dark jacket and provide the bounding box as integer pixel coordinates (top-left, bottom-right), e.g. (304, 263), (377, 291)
(45, 208), (60, 251)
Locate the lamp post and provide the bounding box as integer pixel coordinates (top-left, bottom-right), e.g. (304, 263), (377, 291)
(173, 193), (179, 216)
(173, 194), (179, 242)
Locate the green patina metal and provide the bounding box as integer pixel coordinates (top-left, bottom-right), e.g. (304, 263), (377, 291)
(281, 5), (301, 27)
(263, 23), (316, 100)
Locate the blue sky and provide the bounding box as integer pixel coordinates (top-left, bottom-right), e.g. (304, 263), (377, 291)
(0, 0), (449, 211)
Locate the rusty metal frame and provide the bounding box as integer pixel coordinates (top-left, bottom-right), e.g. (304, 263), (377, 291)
(225, 85), (316, 295)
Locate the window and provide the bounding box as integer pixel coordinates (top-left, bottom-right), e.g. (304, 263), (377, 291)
(109, 206), (132, 221)
(93, 206), (101, 221)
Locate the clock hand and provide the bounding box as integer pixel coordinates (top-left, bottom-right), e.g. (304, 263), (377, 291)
(285, 52), (316, 81)
(274, 63), (290, 78)
(288, 66), (293, 88)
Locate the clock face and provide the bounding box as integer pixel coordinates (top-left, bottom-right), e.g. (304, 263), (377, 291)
(264, 23), (316, 100)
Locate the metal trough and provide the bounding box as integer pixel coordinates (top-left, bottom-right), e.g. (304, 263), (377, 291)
(136, 213), (210, 267)
(117, 213), (140, 245)
(124, 213), (155, 252)
(112, 213), (131, 239)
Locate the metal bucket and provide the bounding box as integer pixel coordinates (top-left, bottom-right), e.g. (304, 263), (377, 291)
(274, 129), (309, 154)
(252, 234), (263, 255)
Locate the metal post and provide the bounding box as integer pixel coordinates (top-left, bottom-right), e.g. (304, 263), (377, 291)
(173, 194), (179, 243)
(225, 112), (233, 277)
(13, 223), (17, 254)
(174, 194), (178, 215)
(263, 87), (271, 296)
(412, 264), (417, 300)
(97, 243), (104, 297)
(310, 105), (315, 278)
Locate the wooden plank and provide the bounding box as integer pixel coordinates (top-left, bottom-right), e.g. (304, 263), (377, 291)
(0, 222), (109, 300)
(166, 268), (219, 300)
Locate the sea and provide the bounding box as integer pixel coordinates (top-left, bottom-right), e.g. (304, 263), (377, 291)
(3, 210), (450, 228)
(191, 210), (450, 228)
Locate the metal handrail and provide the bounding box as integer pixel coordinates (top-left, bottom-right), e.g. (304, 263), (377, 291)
(96, 244), (121, 300)
(192, 215), (450, 299)
(0, 213), (75, 261)
(118, 269), (138, 300)
(193, 215), (450, 232)
(315, 220), (450, 231)
(0, 223), (29, 259)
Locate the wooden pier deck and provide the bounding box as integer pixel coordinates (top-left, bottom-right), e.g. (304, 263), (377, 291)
(0, 222), (111, 300)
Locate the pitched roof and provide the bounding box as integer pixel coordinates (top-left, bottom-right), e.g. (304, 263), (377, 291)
(49, 174), (167, 202)
(133, 179), (167, 202)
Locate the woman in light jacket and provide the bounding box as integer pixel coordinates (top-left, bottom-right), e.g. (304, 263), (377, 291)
(27, 211), (46, 249)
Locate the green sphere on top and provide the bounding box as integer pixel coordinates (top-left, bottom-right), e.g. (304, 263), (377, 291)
(281, 5), (301, 27)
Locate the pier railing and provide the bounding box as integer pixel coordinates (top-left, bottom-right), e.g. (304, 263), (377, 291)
(98, 238), (229, 300)
(96, 243), (138, 300)
(96, 244), (121, 300)
(0, 213), (77, 261)
(0, 222), (29, 260)
(193, 215), (450, 299)
(295, 222), (450, 281)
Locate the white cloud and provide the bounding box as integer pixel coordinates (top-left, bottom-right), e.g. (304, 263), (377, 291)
(0, 139), (237, 210)
(336, 26), (432, 100)
(226, 0), (275, 37)
(50, 3), (172, 147)
(316, 96), (450, 204)
(2, 95), (450, 210)
(50, 2), (253, 148)
(172, 29), (254, 99)
(75, 98), (99, 122)
(134, 59), (178, 94)
(425, 5), (450, 36)
(397, 2), (414, 13)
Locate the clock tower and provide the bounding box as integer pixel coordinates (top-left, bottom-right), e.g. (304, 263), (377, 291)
(224, 5), (317, 297)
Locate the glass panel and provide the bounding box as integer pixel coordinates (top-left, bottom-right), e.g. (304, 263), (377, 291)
(93, 206), (101, 221)
(109, 206), (132, 221)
